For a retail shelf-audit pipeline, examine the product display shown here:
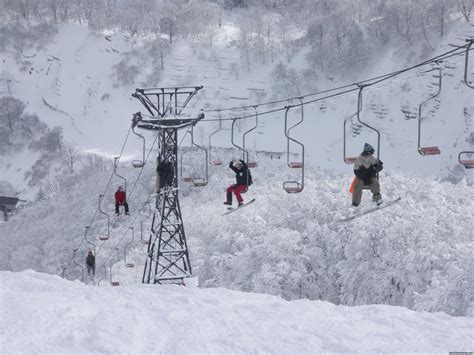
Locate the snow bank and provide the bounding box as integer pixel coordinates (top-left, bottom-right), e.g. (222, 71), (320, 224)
(1, 270), (473, 353)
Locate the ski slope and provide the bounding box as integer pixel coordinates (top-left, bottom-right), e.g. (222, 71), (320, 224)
(1, 270), (473, 353)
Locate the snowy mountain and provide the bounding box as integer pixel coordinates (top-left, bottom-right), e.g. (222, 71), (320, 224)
(1, 17), (474, 199)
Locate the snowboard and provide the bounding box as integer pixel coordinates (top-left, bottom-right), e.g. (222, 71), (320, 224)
(222, 198), (256, 215)
(338, 197), (401, 222)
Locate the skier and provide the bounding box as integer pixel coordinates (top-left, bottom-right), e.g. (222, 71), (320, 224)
(85, 251), (95, 277)
(352, 143), (383, 207)
(224, 159), (252, 207)
(114, 185), (129, 216)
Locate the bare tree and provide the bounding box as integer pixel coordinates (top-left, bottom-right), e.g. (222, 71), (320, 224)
(62, 145), (81, 173)
(456, 0), (473, 22)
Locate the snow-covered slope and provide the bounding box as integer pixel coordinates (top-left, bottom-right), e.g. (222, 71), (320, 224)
(1, 20), (474, 198)
(1, 270), (472, 353)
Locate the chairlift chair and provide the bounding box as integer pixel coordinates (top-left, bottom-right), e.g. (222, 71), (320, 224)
(97, 265), (107, 286)
(124, 227), (135, 268)
(180, 128), (208, 186)
(464, 39), (474, 89)
(353, 85), (382, 190)
(109, 248), (120, 286)
(72, 248), (85, 282)
(98, 194), (110, 241)
(283, 101), (305, 193)
(140, 220), (150, 245)
(231, 117), (254, 187)
(458, 151), (474, 169)
(131, 122), (146, 168)
(113, 157), (127, 192)
(417, 67), (442, 156)
(208, 112), (225, 166)
(84, 225), (95, 256)
(190, 125), (209, 187)
(242, 107), (259, 168)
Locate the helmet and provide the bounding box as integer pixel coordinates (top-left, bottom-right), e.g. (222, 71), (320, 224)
(118, 185), (124, 191)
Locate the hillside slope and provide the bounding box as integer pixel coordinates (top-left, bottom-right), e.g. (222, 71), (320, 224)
(1, 270), (473, 353)
(1, 21), (474, 199)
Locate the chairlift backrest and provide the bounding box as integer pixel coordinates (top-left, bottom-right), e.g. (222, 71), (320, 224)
(343, 113), (359, 164)
(417, 67), (442, 156)
(242, 107), (259, 167)
(113, 157), (127, 193)
(283, 102), (305, 193)
(131, 124), (146, 168)
(98, 194), (110, 241)
(464, 39), (474, 89)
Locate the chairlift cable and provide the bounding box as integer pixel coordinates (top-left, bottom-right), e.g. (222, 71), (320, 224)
(203, 43), (469, 114)
(62, 126), (132, 277)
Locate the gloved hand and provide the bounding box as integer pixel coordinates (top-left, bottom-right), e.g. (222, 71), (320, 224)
(373, 160), (383, 173)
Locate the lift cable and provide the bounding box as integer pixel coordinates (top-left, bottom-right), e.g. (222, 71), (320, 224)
(95, 134), (160, 257)
(196, 48), (470, 124)
(201, 43), (468, 115)
(62, 126), (132, 276)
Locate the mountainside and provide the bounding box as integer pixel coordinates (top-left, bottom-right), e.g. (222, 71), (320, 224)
(1, 19), (474, 199)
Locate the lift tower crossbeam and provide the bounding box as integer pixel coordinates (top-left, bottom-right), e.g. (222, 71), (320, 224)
(133, 86), (203, 285)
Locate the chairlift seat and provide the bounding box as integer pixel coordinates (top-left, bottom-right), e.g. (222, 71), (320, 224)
(192, 179), (207, 187)
(284, 186), (304, 193)
(460, 159), (474, 168)
(182, 176), (193, 182)
(345, 157), (358, 164)
(99, 235), (109, 241)
(126, 263), (135, 268)
(247, 161), (257, 168)
(288, 162), (303, 168)
(132, 160), (144, 168)
(111, 281), (120, 286)
(419, 146), (441, 155)
(211, 159), (223, 166)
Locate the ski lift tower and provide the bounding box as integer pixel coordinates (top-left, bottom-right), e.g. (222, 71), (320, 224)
(132, 86), (203, 284)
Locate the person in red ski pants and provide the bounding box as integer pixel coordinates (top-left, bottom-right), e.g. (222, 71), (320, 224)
(224, 160), (252, 207)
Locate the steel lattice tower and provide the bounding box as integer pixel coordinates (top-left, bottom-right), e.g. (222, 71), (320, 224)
(132, 86), (203, 284)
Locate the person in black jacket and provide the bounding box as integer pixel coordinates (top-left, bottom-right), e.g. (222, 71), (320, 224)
(157, 156), (174, 192)
(352, 143), (383, 206)
(224, 159), (252, 207)
(85, 251), (95, 277)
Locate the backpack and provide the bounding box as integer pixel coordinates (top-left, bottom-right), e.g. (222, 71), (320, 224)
(247, 171), (253, 186)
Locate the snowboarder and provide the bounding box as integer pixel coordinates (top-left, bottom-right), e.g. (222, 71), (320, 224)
(85, 251), (95, 276)
(352, 143), (383, 207)
(224, 159), (252, 207)
(114, 185), (129, 216)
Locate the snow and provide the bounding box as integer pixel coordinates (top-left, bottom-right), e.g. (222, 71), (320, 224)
(1, 10), (474, 352)
(1, 270), (472, 353)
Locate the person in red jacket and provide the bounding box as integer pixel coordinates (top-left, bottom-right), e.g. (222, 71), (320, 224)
(114, 186), (129, 216)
